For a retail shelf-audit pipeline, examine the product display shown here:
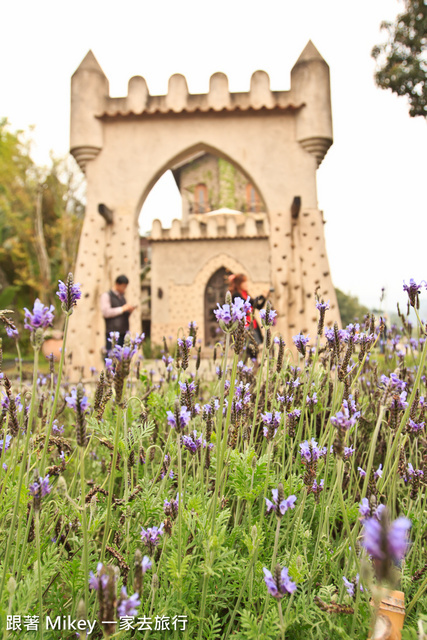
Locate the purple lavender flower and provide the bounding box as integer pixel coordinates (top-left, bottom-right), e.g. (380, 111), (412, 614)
(306, 392), (318, 407)
(343, 574), (363, 597)
(311, 478), (324, 495)
(359, 498), (370, 519)
(380, 373), (406, 393)
(177, 336), (194, 350)
(403, 279), (424, 307)
(344, 446), (355, 459)
(387, 517), (412, 561)
(0, 435), (12, 452)
(343, 576), (354, 597)
(299, 438), (327, 463)
(330, 406), (358, 431)
(140, 524), (164, 555)
(315, 300), (330, 312)
(167, 406), (191, 430)
(214, 297), (251, 331)
(362, 511), (411, 564)
(141, 555), (152, 574)
(213, 304), (232, 324)
(65, 388), (89, 413)
(263, 565), (297, 598)
(261, 411), (282, 439)
(24, 299), (55, 331)
(374, 464), (383, 480)
(265, 489), (297, 515)
(231, 297), (252, 322)
(52, 419), (64, 435)
(112, 343), (137, 362)
(6, 325), (19, 339)
(375, 504), (386, 520)
(29, 475), (51, 499)
(117, 587), (141, 617)
(164, 494), (180, 519)
(179, 380), (196, 394)
(182, 431), (205, 455)
(56, 275), (82, 313)
(292, 333), (310, 356)
(358, 467), (366, 478)
(407, 419), (425, 433)
(405, 463), (424, 482)
(325, 327), (350, 345)
(134, 332), (145, 346)
(89, 563), (103, 590)
(259, 307), (277, 327)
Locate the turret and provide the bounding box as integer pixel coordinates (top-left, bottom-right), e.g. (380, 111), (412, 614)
(291, 41), (333, 167)
(70, 50), (109, 172)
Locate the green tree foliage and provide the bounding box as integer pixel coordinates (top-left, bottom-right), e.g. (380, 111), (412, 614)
(372, 0), (427, 118)
(0, 119), (84, 315)
(335, 288), (370, 327)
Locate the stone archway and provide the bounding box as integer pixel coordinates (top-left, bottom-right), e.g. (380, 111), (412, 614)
(68, 42), (341, 373)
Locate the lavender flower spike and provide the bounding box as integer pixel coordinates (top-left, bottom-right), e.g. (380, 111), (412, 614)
(265, 487), (297, 516)
(29, 474), (51, 499)
(141, 555), (152, 574)
(117, 587), (141, 617)
(263, 564), (297, 598)
(141, 523), (164, 555)
(56, 274), (82, 314)
(361, 507), (411, 577)
(24, 299), (55, 332)
(292, 333), (310, 357)
(403, 279), (423, 308)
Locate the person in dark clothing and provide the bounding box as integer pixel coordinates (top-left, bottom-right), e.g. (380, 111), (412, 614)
(228, 273), (268, 344)
(100, 275), (136, 352)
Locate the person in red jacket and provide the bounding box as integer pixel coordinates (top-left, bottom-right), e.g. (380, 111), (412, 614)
(227, 273), (268, 344)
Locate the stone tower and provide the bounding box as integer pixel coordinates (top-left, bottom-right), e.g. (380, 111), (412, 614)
(68, 42), (340, 373)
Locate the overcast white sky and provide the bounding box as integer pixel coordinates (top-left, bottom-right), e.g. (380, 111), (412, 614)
(2, 0), (426, 312)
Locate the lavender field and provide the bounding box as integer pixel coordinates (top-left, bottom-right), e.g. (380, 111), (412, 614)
(1, 276), (427, 639)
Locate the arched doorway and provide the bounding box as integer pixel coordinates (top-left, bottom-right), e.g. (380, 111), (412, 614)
(204, 267), (230, 345)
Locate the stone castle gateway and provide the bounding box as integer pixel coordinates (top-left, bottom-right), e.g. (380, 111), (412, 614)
(68, 41), (340, 372)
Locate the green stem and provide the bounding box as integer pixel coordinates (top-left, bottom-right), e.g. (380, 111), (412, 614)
(100, 408), (122, 563)
(249, 336), (267, 449)
(278, 600), (285, 640)
(35, 511), (44, 640)
(40, 313), (70, 474)
(15, 341), (23, 394)
(0, 348), (40, 596)
(177, 429), (183, 602)
(336, 459), (359, 569)
(209, 333), (230, 534)
(80, 445), (89, 610)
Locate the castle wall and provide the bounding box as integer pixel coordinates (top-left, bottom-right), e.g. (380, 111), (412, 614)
(68, 44), (340, 375)
(150, 236), (270, 345)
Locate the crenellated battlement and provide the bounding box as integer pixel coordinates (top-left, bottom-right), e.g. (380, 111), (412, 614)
(70, 41), (333, 172)
(150, 210), (269, 241)
(99, 69), (301, 117)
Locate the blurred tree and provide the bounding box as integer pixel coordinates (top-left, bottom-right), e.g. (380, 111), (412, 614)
(0, 118), (84, 316)
(335, 288), (370, 327)
(372, 0), (427, 118)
